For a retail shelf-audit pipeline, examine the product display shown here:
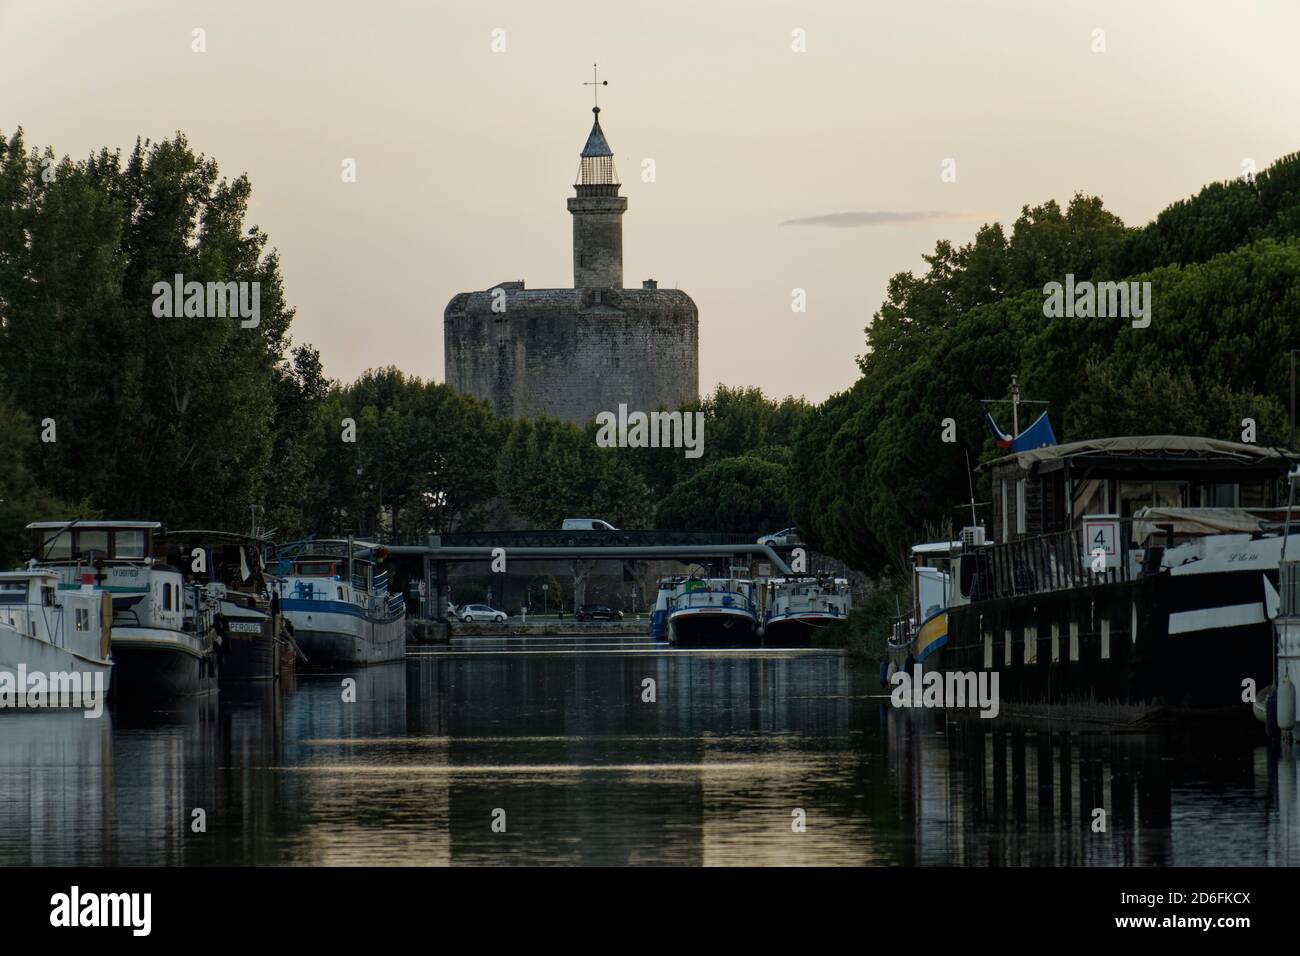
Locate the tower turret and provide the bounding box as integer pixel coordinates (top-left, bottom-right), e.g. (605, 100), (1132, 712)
(568, 104), (626, 289)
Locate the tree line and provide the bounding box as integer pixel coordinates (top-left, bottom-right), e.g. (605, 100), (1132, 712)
(789, 153), (1300, 574)
(0, 129), (810, 565)
(7, 129), (1297, 578)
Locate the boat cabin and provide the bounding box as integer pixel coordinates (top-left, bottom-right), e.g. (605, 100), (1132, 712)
(983, 436), (1294, 544)
(27, 521), (161, 564)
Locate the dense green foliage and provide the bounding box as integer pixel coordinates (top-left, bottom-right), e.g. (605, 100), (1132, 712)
(0, 127), (807, 551)
(814, 585), (908, 661)
(0, 393), (82, 567)
(7, 127), (1295, 569)
(791, 153), (1300, 573)
(655, 456), (792, 534)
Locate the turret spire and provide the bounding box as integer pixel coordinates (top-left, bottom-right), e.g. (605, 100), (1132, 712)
(576, 64), (617, 187)
(568, 63), (626, 288)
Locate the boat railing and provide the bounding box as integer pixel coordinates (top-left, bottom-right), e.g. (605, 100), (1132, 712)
(889, 615), (913, 648)
(970, 523), (1134, 602)
(673, 587), (758, 614)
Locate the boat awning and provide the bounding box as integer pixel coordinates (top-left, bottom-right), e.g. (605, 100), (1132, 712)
(1133, 506), (1278, 541)
(981, 436), (1295, 476)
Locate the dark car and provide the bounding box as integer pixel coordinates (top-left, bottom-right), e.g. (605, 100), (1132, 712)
(575, 604), (624, 622)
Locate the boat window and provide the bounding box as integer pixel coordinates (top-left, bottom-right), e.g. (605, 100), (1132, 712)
(297, 561), (333, 576)
(1241, 481), (1269, 508)
(1015, 479), (1027, 535)
(1153, 481), (1187, 509)
(163, 583), (172, 610)
(76, 530), (109, 555)
(114, 529), (146, 559)
(1000, 481), (1009, 542)
(0, 583), (26, 605)
(76, 607), (89, 630)
(1207, 482), (1238, 508)
(337, 587), (344, 600)
(1073, 479), (1105, 520)
(1118, 481), (1154, 519)
(41, 531), (72, 560)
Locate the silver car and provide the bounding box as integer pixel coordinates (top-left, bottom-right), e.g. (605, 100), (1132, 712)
(458, 603), (506, 623)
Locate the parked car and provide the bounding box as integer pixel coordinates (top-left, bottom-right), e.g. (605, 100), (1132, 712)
(561, 517), (618, 531)
(758, 527), (803, 547)
(575, 604), (624, 622)
(458, 604), (506, 623)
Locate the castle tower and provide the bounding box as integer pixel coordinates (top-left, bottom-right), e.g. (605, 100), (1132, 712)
(443, 73), (698, 425)
(568, 107), (627, 289)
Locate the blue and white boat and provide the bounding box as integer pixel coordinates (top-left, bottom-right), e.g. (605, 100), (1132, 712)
(666, 575), (760, 647)
(650, 576), (685, 640)
(762, 577), (852, 647)
(274, 546), (405, 667)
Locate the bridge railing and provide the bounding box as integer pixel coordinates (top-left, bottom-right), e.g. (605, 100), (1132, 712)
(436, 530), (761, 548)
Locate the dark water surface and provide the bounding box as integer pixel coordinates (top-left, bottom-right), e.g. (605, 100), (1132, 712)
(2, 635), (1297, 865)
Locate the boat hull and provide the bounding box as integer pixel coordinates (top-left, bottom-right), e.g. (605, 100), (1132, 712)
(895, 569), (1272, 713)
(217, 605), (281, 682)
(668, 607), (757, 648)
(762, 612), (842, 648)
(220, 626), (280, 681)
(0, 624), (113, 704)
(285, 605), (406, 667)
(111, 627), (218, 699)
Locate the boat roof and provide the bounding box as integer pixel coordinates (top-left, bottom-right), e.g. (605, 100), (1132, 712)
(26, 520), (161, 530)
(0, 569), (58, 580)
(982, 436), (1294, 473)
(163, 529), (273, 543)
(913, 540), (963, 555)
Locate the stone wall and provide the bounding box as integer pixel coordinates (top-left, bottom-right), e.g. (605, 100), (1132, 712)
(444, 283), (699, 425)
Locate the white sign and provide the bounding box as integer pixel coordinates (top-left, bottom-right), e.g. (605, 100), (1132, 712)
(1082, 515), (1120, 569)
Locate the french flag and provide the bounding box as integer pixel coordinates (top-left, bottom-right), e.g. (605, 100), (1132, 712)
(984, 411), (1014, 448)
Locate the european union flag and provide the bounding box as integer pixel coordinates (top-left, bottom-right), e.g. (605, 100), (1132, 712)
(1012, 411), (1057, 451)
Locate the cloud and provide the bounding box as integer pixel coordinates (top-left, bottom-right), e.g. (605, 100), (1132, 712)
(779, 210), (968, 228)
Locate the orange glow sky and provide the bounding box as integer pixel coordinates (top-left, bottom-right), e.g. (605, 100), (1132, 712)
(4, 0), (1299, 403)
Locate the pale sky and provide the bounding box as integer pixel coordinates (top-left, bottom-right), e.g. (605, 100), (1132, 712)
(4, 0), (1299, 403)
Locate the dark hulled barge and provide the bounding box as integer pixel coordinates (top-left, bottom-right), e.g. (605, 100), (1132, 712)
(889, 437), (1297, 716)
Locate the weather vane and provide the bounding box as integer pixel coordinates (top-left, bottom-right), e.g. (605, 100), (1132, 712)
(583, 63), (608, 110)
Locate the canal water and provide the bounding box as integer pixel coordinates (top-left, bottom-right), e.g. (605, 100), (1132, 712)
(2, 635), (1298, 866)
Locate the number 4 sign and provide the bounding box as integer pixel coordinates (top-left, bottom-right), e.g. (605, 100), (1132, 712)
(1082, 515), (1120, 569)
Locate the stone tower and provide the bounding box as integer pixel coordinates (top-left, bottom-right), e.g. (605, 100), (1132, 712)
(568, 106), (626, 289)
(443, 91), (699, 426)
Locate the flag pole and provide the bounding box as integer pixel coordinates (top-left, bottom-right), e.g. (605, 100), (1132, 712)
(1011, 375), (1020, 438)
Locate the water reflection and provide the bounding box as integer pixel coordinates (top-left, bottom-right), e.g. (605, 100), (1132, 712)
(1, 640), (1298, 865)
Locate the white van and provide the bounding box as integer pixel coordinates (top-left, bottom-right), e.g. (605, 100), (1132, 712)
(561, 518), (618, 531)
